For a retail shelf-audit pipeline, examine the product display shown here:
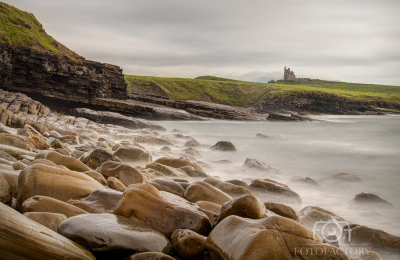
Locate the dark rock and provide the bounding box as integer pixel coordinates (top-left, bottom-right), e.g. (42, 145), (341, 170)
(86, 148), (118, 170)
(332, 172), (363, 182)
(226, 179), (249, 189)
(58, 213), (172, 258)
(256, 133), (282, 138)
(98, 161), (146, 186)
(67, 189), (123, 214)
(203, 177), (251, 198)
(148, 178), (186, 197)
(350, 192), (394, 209)
(113, 146), (152, 163)
(249, 179), (302, 204)
(210, 141), (237, 151)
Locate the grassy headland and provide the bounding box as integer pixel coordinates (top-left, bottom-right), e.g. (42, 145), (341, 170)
(0, 2), (82, 59)
(125, 75), (400, 107)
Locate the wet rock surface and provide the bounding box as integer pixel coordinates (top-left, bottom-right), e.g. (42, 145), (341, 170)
(210, 141), (237, 151)
(58, 213), (172, 259)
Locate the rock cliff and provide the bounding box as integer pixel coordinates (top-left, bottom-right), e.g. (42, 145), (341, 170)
(0, 44), (127, 103)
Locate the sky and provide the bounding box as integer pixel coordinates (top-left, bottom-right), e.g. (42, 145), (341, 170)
(8, 0), (400, 85)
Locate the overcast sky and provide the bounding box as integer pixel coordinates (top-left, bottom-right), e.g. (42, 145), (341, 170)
(9, 0), (400, 85)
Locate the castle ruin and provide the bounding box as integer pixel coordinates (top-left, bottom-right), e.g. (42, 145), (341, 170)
(278, 66), (316, 83)
(284, 66), (296, 80)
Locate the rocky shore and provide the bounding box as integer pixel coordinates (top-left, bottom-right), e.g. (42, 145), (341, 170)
(0, 89), (397, 260)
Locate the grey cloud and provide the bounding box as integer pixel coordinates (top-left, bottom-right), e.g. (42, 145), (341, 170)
(8, 0), (400, 85)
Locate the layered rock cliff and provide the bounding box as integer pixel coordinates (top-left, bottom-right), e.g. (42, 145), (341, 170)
(0, 44), (127, 103)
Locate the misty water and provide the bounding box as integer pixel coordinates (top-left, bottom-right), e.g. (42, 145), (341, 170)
(156, 115), (400, 239)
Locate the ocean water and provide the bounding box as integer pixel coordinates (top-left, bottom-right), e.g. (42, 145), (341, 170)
(157, 115), (400, 241)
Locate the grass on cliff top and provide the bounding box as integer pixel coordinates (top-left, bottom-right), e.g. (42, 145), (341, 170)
(0, 2), (80, 59)
(125, 75), (400, 107)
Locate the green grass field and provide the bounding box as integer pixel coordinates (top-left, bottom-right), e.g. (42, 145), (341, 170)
(125, 75), (400, 107)
(0, 2), (78, 59)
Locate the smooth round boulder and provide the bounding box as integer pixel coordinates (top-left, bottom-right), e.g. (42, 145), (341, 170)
(350, 192), (394, 209)
(210, 141), (237, 151)
(58, 213), (172, 259)
(0, 173), (11, 204)
(17, 163), (105, 209)
(148, 178), (186, 197)
(249, 179), (302, 204)
(179, 166), (208, 178)
(0, 202), (95, 260)
(83, 170), (108, 186)
(215, 194), (268, 225)
(35, 150), (91, 172)
(12, 161), (27, 170)
(0, 144), (37, 159)
(0, 168), (19, 198)
(98, 161), (145, 186)
(184, 181), (233, 206)
(114, 184), (211, 238)
(0, 150), (17, 162)
(344, 225), (400, 254)
(264, 202), (301, 223)
(23, 212), (67, 232)
(22, 195), (89, 218)
(154, 157), (205, 173)
(113, 146), (152, 163)
(86, 148), (117, 170)
(130, 252), (175, 260)
(206, 215), (349, 260)
(203, 177), (251, 198)
(171, 229), (207, 259)
(196, 201), (222, 214)
(107, 176), (127, 192)
(67, 189), (123, 213)
(146, 162), (188, 178)
(27, 135), (51, 150)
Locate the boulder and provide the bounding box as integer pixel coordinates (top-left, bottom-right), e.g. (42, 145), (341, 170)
(0, 173), (12, 204)
(249, 179), (302, 204)
(98, 161), (145, 186)
(107, 176), (127, 192)
(27, 135), (51, 150)
(206, 215), (349, 260)
(331, 172), (362, 182)
(344, 225), (400, 254)
(0, 150), (17, 162)
(17, 163), (105, 208)
(154, 157), (205, 173)
(0, 202), (95, 260)
(0, 144), (36, 159)
(82, 170), (108, 186)
(113, 146), (152, 163)
(129, 252), (175, 260)
(242, 158), (280, 174)
(184, 181), (233, 206)
(215, 194), (268, 225)
(0, 133), (32, 151)
(146, 163), (188, 178)
(35, 150), (91, 172)
(350, 192), (394, 209)
(114, 184), (211, 237)
(21, 195), (89, 218)
(171, 229), (207, 259)
(179, 166), (208, 178)
(0, 168), (19, 198)
(58, 213), (172, 259)
(196, 201), (222, 214)
(264, 202), (301, 223)
(86, 148), (119, 170)
(68, 189), (123, 214)
(210, 141), (237, 151)
(290, 176), (321, 187)
(50, 138), (64, 149)
(23, 212), (67, 232)
(131, 135), (174, 146)
(203, 177), (251, 198)
(12, 161), (27, 170)
(148, 178), (186, 197)
(226, 179), (249, 188)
